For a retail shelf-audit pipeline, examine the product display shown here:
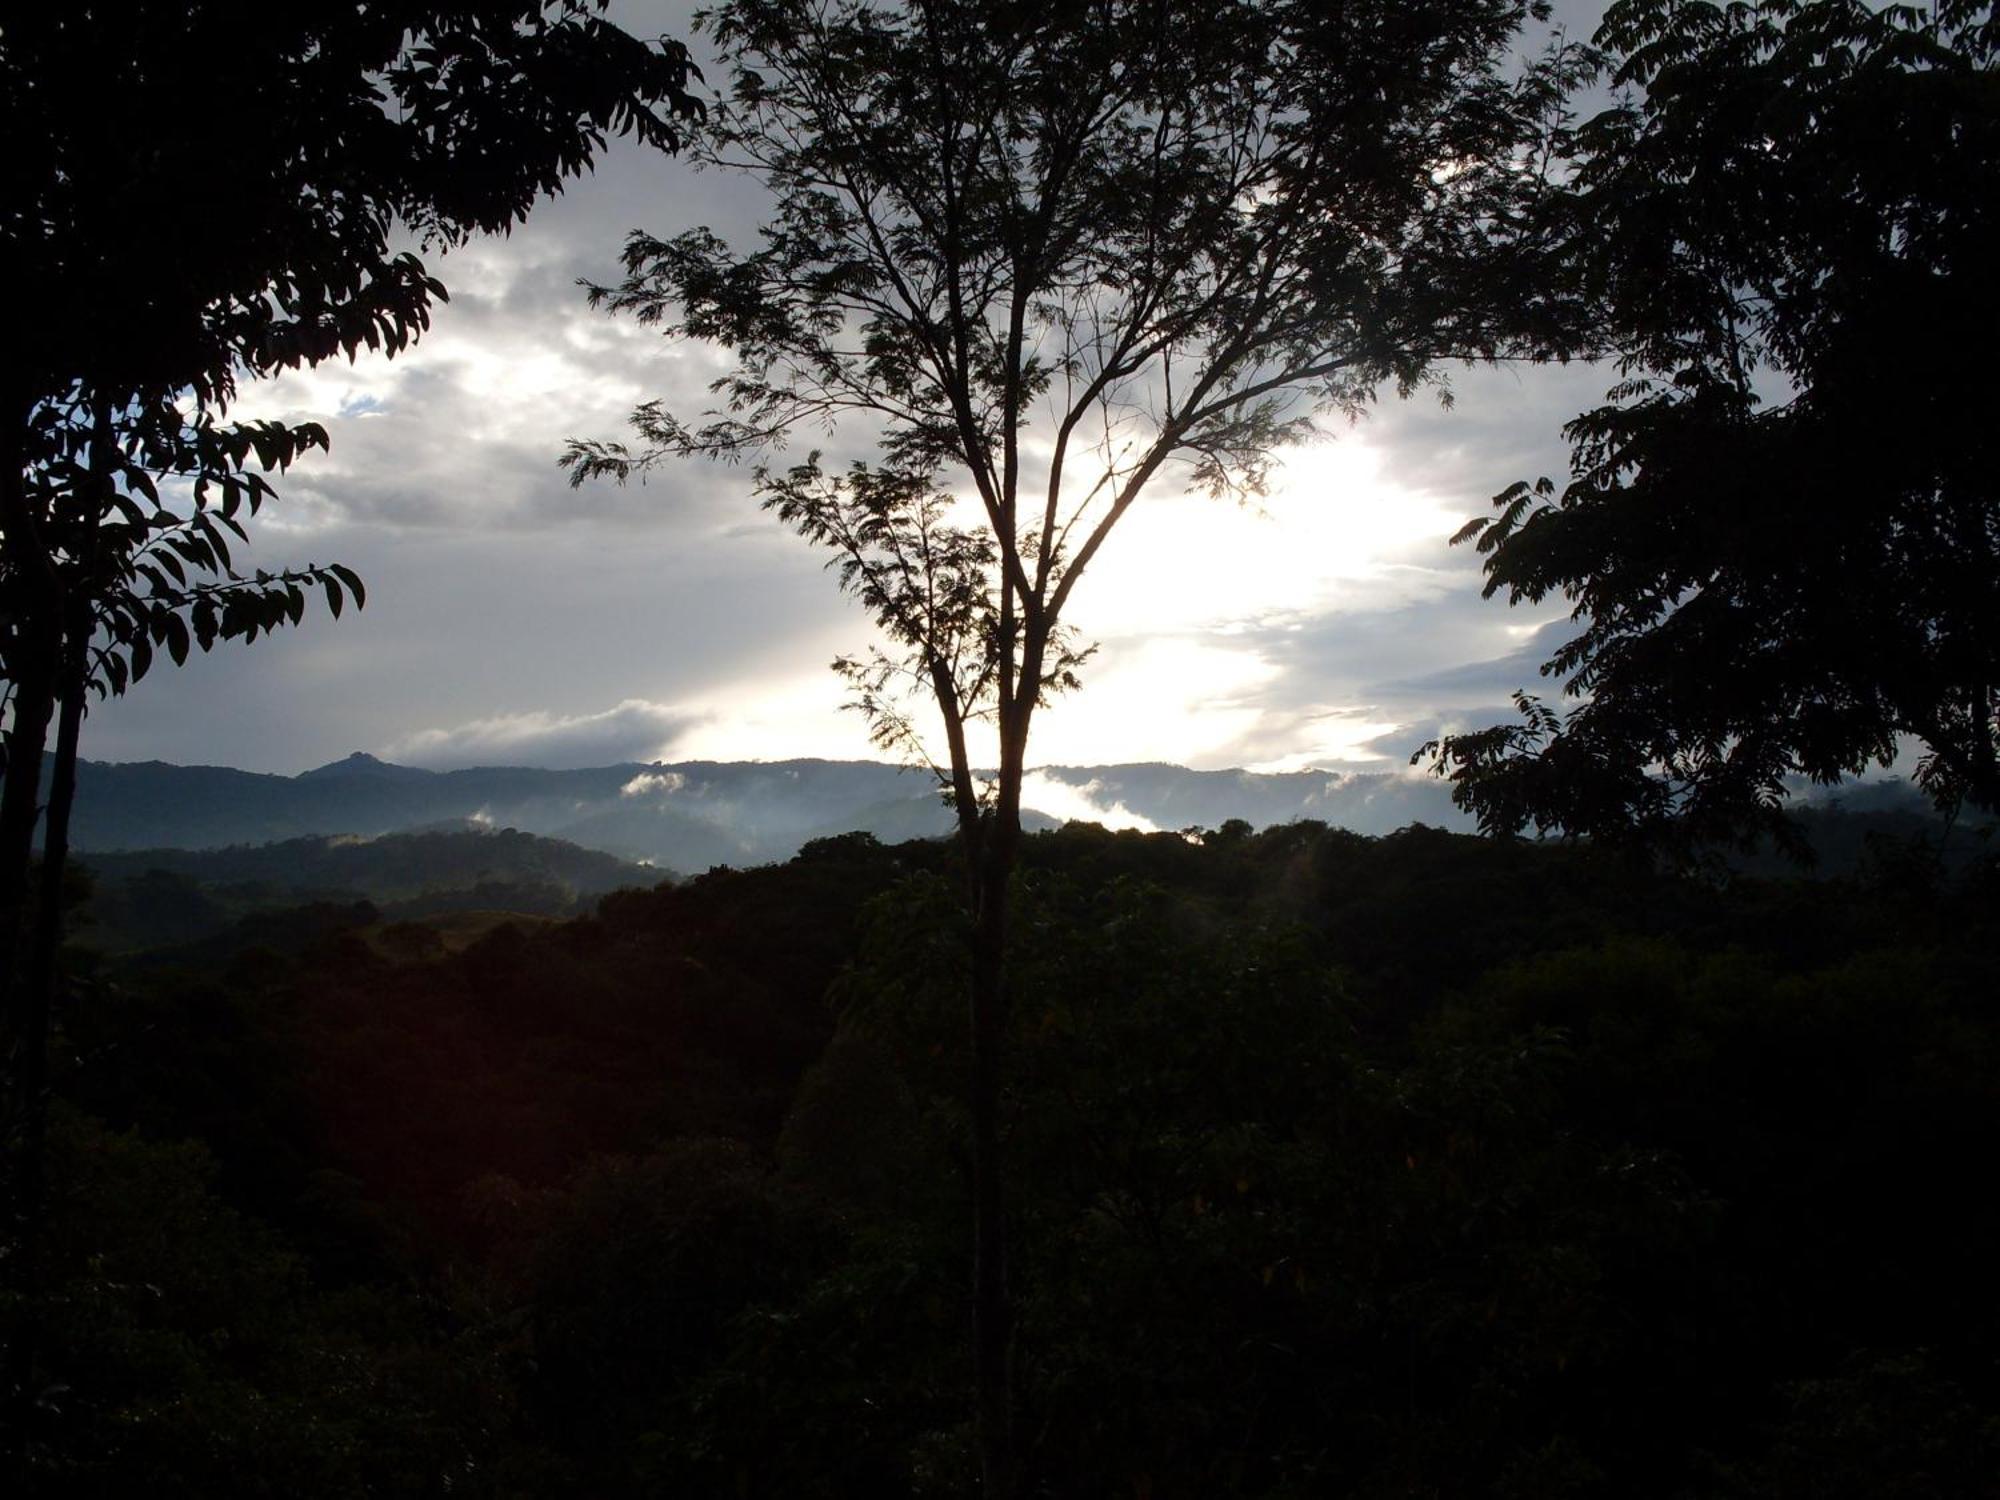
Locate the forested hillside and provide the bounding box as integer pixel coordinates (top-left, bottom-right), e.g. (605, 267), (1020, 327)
(74, 828), (648, 954)
(28, 821), (1998, 1495)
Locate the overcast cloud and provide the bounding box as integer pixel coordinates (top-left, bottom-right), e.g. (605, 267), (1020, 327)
(83, 0), (1617, 778)
(386, 698), (710, 771)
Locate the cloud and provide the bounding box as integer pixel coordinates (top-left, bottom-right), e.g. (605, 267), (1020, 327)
(386, 698), (706, 770)
(223, 120), (763, 540)
(1363, 361), (1610, 511)
(1132, 558), (1587, 768)
(1366, 615), (1581, 702)
(1019, 771), (1162, 833)
(87, 0), (1630, 782)
(621, 769), (687, 797)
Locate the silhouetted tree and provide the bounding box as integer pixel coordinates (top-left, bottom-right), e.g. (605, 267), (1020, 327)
(568, 1), (1586, 1487)
(1427, 0), (2000, 850)
(0, 1), (699, 1465)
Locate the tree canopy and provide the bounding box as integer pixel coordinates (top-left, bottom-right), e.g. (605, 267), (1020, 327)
(1428, 0), (2000, 849)
(5, 1), (701, 403)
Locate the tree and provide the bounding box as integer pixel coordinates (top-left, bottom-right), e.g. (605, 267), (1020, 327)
(569, 1), (1582, 1488)
(1426, 0), (2000, 852)
(2, 1), (701, 945)
(1, 1), (700, 1462)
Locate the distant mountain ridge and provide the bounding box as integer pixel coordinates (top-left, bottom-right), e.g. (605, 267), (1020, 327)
(65, 752), (1472, 870)
(65, 752), (1974, 877)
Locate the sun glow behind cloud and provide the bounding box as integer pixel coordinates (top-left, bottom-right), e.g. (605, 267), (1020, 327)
(1076, 432), (1465, 631)
(1027, 429), (1469, 768)
(665, 669), (863, 763)
(214, 310), (1506, 774)
(543, 426), (1483, 770)
(604, 425), (1470, 771)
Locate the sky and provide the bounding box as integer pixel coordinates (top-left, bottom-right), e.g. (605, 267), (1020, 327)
(83, 0), (1615, 779)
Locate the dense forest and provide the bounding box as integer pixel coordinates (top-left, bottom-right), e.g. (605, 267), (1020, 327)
(26, 818), (2000, 1495)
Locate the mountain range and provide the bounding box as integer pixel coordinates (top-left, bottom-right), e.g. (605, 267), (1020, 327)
(66, 752), (1472, 872)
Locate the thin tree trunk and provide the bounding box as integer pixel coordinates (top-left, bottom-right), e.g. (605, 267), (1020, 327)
(0, 524), (57, 1490)
(970, 837), (1014, 1499)
(968, 670), (1036, 1498)
(2, 663), (83, 1465)
(936, 662), (1016, 1496)
(0, 653), (52, 1483)
(0, 382), (57, 1011)
(0, 667), (55, 1003)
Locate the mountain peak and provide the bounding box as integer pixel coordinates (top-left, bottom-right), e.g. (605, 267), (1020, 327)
(298, 751), (428, 781)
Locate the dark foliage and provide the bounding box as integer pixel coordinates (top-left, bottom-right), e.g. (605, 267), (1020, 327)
(1429, 0), (2000, 848)
(5, 3), (700, 401)
(75, 828), (647, 953)
(18, 822), (1996, 1494)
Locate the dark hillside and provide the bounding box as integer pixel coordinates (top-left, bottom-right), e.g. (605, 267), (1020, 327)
(28, 823), (1999, 1495)
(74, 827), (651, 954)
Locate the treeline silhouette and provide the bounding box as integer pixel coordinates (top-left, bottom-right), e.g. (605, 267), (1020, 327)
(31, 821), (1999, 1495)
